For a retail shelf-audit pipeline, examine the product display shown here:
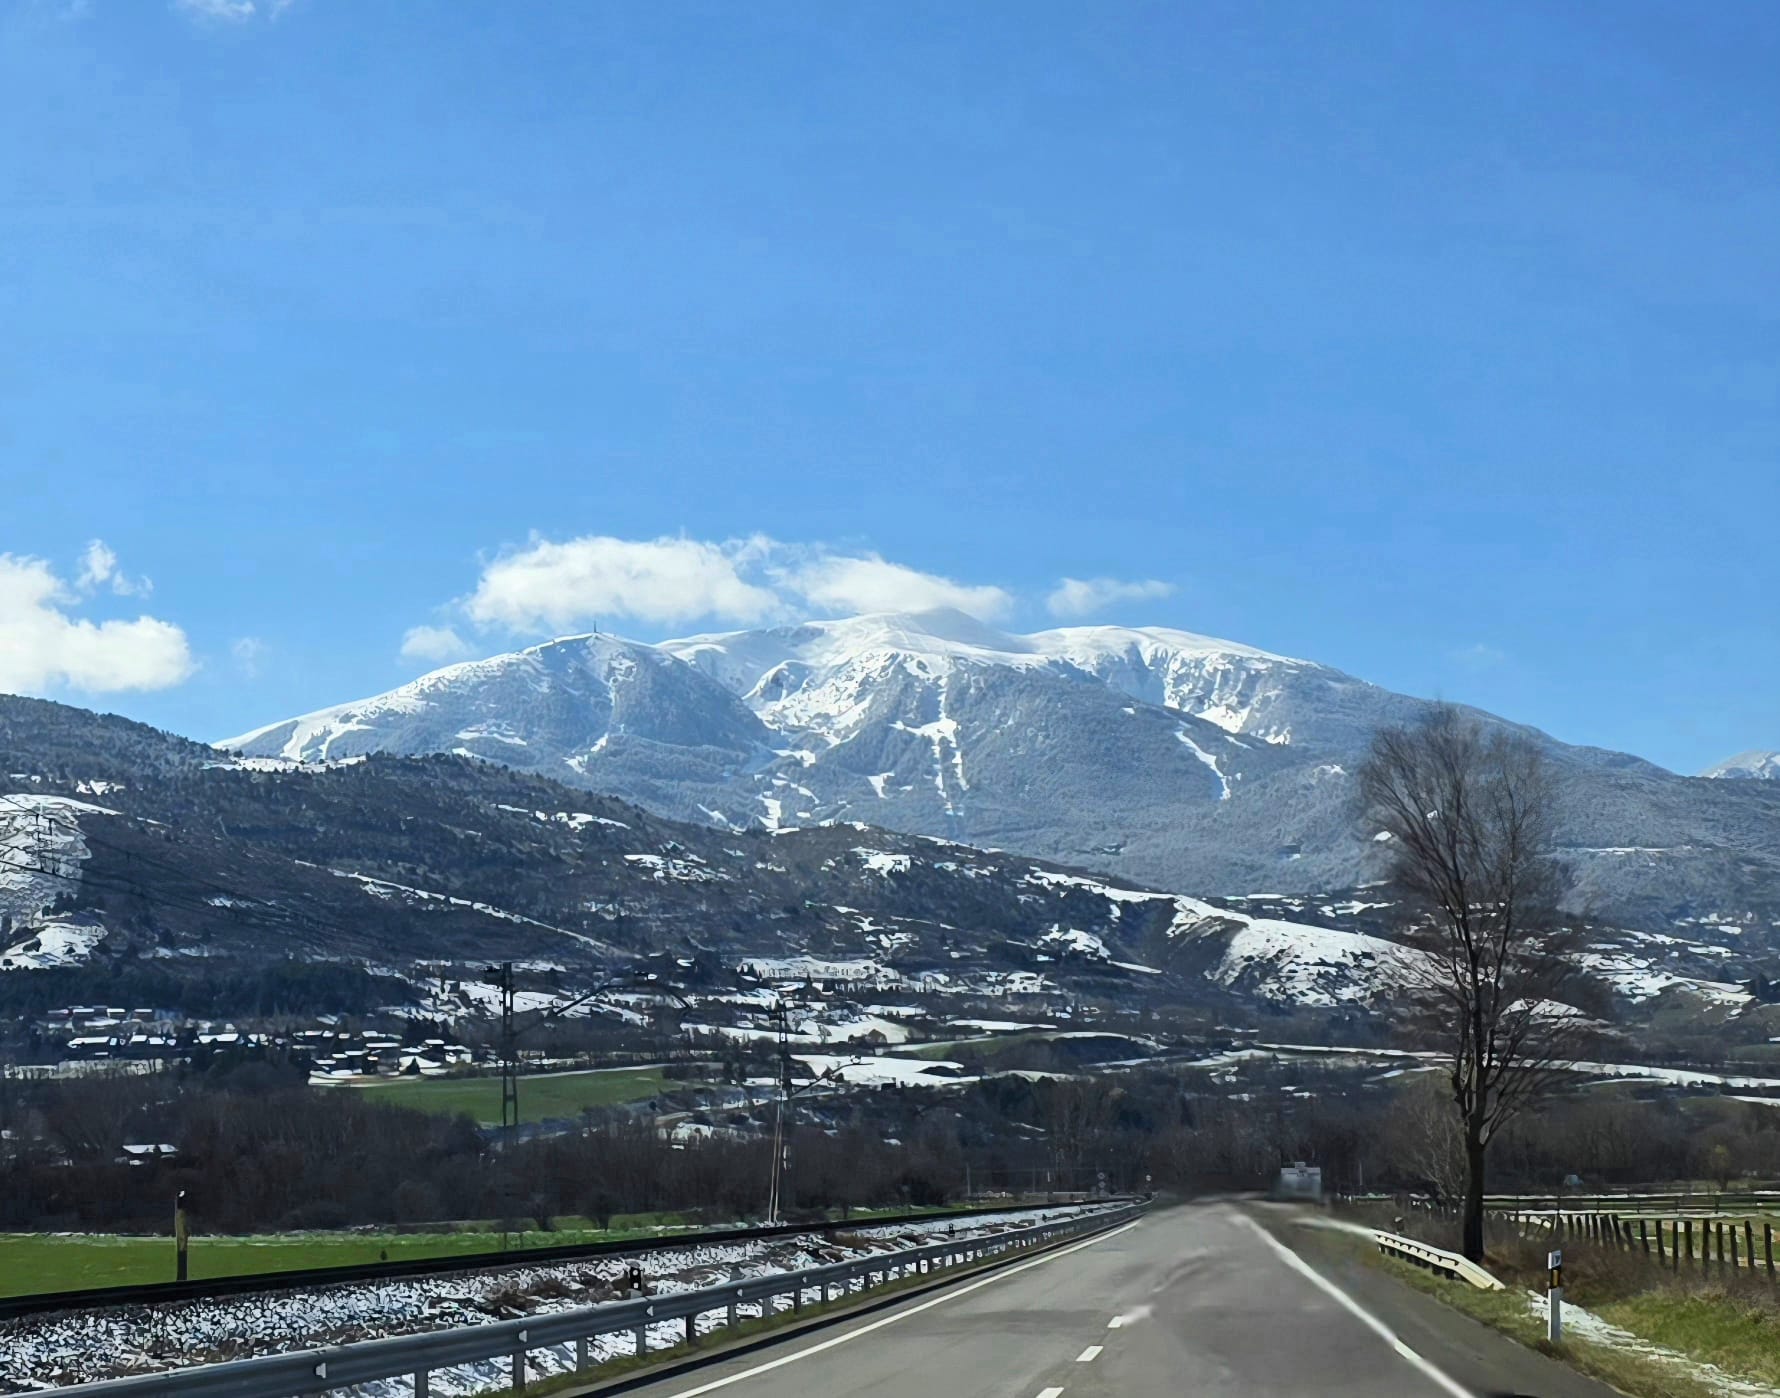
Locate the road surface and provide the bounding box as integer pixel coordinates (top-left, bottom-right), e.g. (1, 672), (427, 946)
(617, 1202), (1617, 1397)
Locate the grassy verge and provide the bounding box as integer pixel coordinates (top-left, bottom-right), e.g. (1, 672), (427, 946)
(0, 1213), (699, 1297)
(349, 1067), (669, 1124)
(1324, 1203), (1780, 1398)
(0, 1202), (1037, 1298)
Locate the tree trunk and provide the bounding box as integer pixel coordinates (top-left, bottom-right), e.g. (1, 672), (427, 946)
(1461, 1132), (1487, 1262)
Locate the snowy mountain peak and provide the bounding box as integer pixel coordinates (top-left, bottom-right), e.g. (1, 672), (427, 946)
(1700, 749), (1780, 780)
(218, 631), (766, 766)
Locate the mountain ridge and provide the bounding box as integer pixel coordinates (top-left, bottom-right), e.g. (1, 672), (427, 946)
(216, 610), (1780, 932)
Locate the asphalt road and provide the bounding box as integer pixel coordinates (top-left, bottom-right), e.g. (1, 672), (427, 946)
(618, 1202), (1619, 1398)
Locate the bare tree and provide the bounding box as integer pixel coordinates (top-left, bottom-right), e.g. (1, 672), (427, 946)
(1390, 1073), (1467, 1206)
(1358, 705), (1598, 1260)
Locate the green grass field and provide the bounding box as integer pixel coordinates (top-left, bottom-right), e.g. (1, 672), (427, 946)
(0, 1200), (1009, 1299)
(0, 1213), (697, 1298)
(349, 1066), (670, 1124)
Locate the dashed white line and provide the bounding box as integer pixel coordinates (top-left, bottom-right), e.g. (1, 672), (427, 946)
(657, 1219), (1140, 1397)
(1241, 1217), (1471, 1398)
(1076, 1344), (1103, 1362)
(1036, 1389), (1066, 1398)
(1106, 1315), (1124, 1328)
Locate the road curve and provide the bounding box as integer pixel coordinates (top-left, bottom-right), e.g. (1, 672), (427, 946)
(613, 1201), (1617, 1398)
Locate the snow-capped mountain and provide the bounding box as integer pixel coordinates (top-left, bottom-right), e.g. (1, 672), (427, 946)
(220, 610), (1780, 931)
(1702, 750), (1780, 781)
(223, 633), (771, 820)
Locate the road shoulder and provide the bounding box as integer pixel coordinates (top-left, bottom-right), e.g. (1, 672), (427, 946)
(1244, 1207), (1624, 1398)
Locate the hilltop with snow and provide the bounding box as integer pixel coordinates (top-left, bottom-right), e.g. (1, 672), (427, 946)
(218, 609), (1780, 931)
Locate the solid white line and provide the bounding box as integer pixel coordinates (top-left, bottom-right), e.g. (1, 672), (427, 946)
(657, 1220), (1142, 1396)
(1076, 1344), (1103, 1362)
(1242, 1218), (1470, 1398)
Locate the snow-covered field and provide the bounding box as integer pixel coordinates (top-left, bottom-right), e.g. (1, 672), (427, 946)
(0, 1209), (1090, 1395)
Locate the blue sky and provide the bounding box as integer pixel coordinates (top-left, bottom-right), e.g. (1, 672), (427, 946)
(3, 0), (1777, 772)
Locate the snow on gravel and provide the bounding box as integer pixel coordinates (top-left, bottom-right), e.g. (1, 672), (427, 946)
(0, 1210), (1089, 1394)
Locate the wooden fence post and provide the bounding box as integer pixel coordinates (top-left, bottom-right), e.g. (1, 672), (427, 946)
(1684, 1220), (1694, 1266)
(1655, 1219), (1665, 1262)
(1639, 1219), (1649, 1254)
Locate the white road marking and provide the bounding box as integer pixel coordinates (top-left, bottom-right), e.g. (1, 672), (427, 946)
(1106, 1316), (1123, 1328)
(1242, 1217), (1471, 1398)
(1036, 1389), (1066, 1398)
(658, 1220), (1141, 1396)
(1076, 1344), (1103, 1362)
(1108, 1302), (1150, 1328)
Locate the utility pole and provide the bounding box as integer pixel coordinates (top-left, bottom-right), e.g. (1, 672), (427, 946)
(485, 962), (519, 1147)
(767, 999), (791, 1224)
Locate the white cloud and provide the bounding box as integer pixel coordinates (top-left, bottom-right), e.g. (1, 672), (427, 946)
(0, 553), (194, 695)
(76, 540), (118, 591)
(445, 532), (1017, 641)
(75, 538), (150, 597)
(780, 553), (1013, 620)
(1045, 576), (1175, 619)
(231, 636), (267, 679)
(400, 624), (473, 666)
(175, 0), (256, 20)
(465, 535), (782, 633)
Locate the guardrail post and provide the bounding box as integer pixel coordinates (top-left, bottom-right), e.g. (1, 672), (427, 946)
(1745, 1221), (1756, 1273)
(1684, 1220), (1694, 1267)
(634, 1324), (648, 1359)
(1656, 1219), (1666, 1263)
(575, 1336), (588, 1370)
(727, 1295), (738, 1329)
(511, 1345), (525, 1391)
(414, 1369), (429, 1397)
(793, 1282), (803, 1313)
(1638, 1219), (1649, 1255)
(684, 1313), (696, 1347)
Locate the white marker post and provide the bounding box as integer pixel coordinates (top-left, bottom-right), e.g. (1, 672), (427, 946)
(1547, 1249), (1563, 1344)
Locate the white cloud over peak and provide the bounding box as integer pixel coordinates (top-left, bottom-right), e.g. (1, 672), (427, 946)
(466, 535), (782, 633)
(1046, 576), (1175, 618)
(0, 552), (194, 695)
(778, 552), (1013, 620)
(435, 532), (1052, 642)
(400, 624), (473, 666)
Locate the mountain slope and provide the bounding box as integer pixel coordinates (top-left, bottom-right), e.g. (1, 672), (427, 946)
(217, 611), (1780, 932)
(5, 696), (1768, 1032)
(1702, 750), (1780, 781)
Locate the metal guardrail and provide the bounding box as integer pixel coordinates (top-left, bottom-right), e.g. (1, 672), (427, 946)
(50, 1204), (1140, 1396)
(0, 1199), (1099, 1321)
(1372, 1229), (1503, 1291)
